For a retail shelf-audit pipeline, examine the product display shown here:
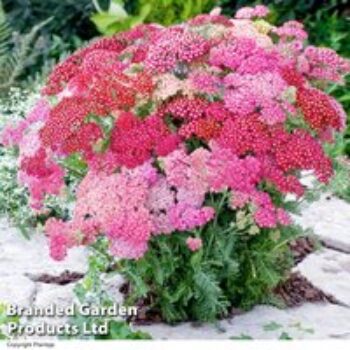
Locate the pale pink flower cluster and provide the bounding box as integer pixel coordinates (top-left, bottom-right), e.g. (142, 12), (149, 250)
(189, 71), (222, 95)
(1, 99), (50, 147)
(273, 20), (308, 41)
(186, 237), (203, 252)
(302, 46), (350, 83)
(223, 72), (293, 124)
(235, 5), (270, 19)
(45, 143), (293, 260)
(145, 29), (209, 72)
(45, 156), (214, 260)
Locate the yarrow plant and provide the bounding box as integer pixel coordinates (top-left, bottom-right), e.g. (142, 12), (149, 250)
(2, 5), (349, 322)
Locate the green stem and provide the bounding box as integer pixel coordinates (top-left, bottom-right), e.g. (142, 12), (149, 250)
(205, 191), (230, 258)
(247, 253), (257, 279)
(271, 237), (293, 252)
(213, 190), (229, 227)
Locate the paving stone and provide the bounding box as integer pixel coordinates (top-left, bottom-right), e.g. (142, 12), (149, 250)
(34, 283), (77, 309)
(136, 303), (350, 339)
(295, 248), (350, 306)
(29, 283), (78, 329)
(101, 273), (125, 305)
(294, 194), (350, 253)
(0, 275), (36, 307)
(0, 218), (88, 276)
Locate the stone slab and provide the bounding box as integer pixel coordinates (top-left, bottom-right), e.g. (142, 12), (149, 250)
(295, 248), (350, 306)
(136, 303), (350, 339)
(294, 194), (350, 253)
(0, 275), (36, 307)
(0, 218), (88, 276)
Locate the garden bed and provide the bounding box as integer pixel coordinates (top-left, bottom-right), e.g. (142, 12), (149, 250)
(1, 193), (349, 339)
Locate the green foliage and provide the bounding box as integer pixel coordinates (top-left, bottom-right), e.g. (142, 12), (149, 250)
(279, 331), (293, 340)
(69, 239), (151, 340)
(0, 1), (52, 95)
(230, 320), (314, 339)
(0, 303), (19, 340)
(263, 321), (283, 332)
(0, 147), (34, 238)
(230, 334), (253, 340)
(327, 158), (350, 202)
(120, 193), (303, 323)
(323, 135), (350, 202)
(0, 0), (96, 94)
(2, 0), (96, 42)
(91, 0), (217, 35)
(96, 321), (151, 340)
(0, 87), (78, 235)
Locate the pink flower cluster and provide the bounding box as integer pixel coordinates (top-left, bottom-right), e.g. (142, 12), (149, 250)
(235, 5), (270, 19)
(44, 143), (292, 260)
(2, 6), (349, 260)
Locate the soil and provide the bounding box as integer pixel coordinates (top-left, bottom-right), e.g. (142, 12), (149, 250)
(274, 273), (337, 307)
(29, 270), (84, 285)
(122, 289), (163, 325)
(289, 236), (317, 264)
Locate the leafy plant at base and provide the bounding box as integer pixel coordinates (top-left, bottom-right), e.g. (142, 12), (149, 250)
(67, 240), (151, 340)
(120, 192), (303, 323)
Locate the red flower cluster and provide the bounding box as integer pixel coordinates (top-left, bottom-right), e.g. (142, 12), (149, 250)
(297, 87), (342, 132)
(110, 112), (180, 168)
(43, 37), (127, 95)
(180, 118), (222, 141)
(163, 96), (209, 121)
(273, 129), (333, 183)
(218, 114), (271, 156)
(40, 97), (102, 157)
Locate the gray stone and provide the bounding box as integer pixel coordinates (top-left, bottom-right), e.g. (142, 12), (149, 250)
(101, 273), (125, 305)
(295, 248), (350, 306)
(0, 275), (36, 307)
(294, 194), (350, 253)
(30, 283), (77, 329)
(34, 283), (77, 309)
(136, 303), (350, 339)
(0, 218), (88, 276)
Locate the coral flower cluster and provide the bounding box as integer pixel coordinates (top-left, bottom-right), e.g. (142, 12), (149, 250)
(2, 6), (349, 260)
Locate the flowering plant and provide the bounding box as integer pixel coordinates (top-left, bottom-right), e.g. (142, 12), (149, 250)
(2, 5), (349, 321)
